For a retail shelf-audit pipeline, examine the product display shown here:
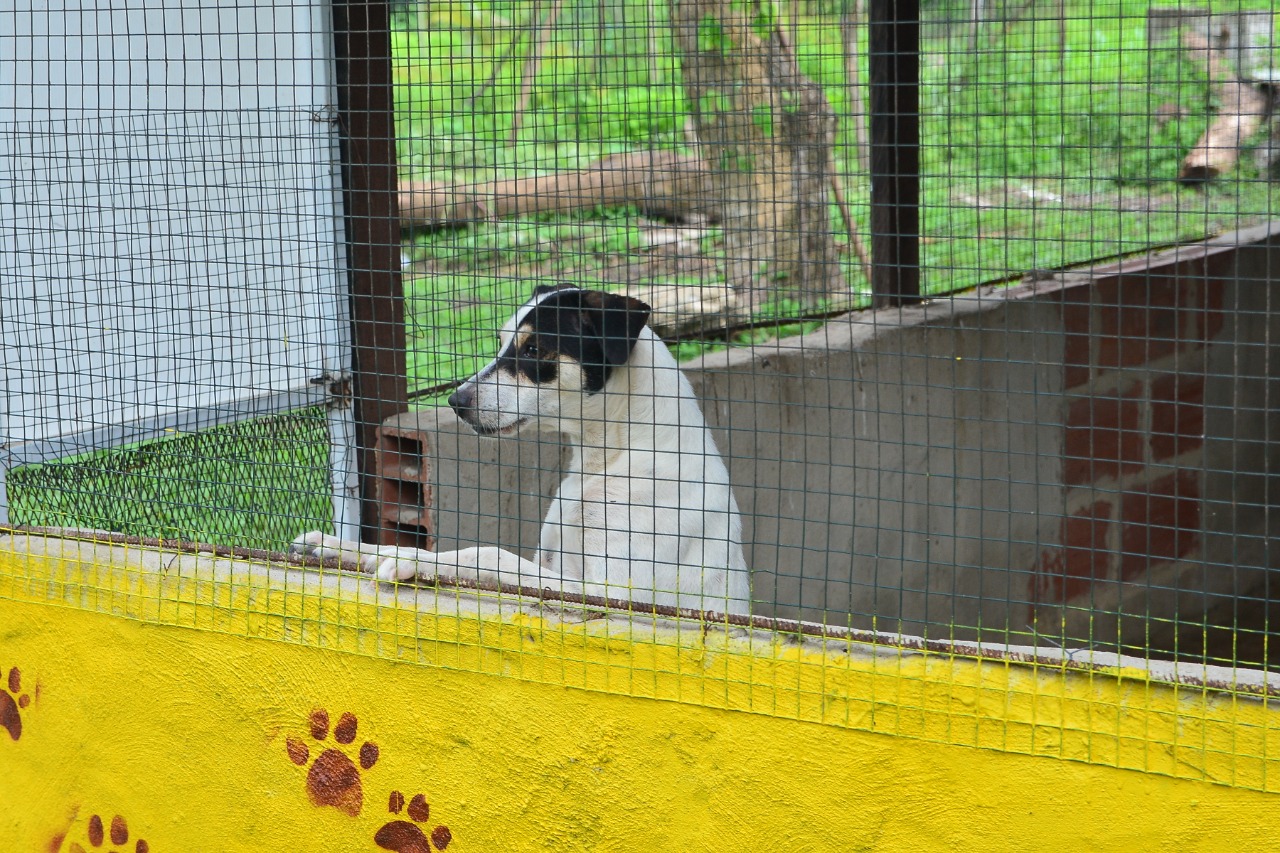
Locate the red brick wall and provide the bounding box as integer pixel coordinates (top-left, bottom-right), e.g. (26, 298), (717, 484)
(1033, 249), (1232, 605)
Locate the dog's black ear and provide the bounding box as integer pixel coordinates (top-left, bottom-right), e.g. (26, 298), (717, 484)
(578, 291), (651, 367)
(533, 281), (579, 299)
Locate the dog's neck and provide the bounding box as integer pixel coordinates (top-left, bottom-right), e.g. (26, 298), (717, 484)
(565, 328), (700, 473)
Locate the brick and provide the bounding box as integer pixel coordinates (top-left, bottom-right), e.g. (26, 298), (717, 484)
(375, 427), (435, 549)
(1063, 385), (1145, 486)
(1035, 500), (1115, 602)
(1096, 325), (1175, 369)
(1060, 500), (1115, 599)
(1061, 298), (1092, 332)
(1063, 331), (1092, 389)
(1096, 287), (1181, 369)
(1089, 277), (1120, 309)
(1093, 270), (1235, 367)
(1119, 470), (1201, 579)
(1182, 277), (1228, 344)
(1149, 373), (1206, 461)
(1207, 272), (1226, 308)
(1060, 288), (1094, 389)
(1064, 362), (1091, 391)
(1203, 274), (1223, 338)
(1203, 303), (1226, 341)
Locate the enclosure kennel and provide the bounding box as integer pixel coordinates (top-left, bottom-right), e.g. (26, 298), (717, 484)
(2, 0), (1280, 849)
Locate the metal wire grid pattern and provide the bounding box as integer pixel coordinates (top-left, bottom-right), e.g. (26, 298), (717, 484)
(0, 0), (1277, 792)
(2, 107), (353, 546)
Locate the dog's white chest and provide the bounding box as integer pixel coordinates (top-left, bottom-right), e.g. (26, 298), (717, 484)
(536, 466), (660, 585)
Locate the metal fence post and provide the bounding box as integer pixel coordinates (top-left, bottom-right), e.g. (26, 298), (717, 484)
(331, 0), (408, 544)
(868, 0), (921, 307)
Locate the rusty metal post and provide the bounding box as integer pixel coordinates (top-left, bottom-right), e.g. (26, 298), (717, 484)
(331, 0), (408, 544)
(868, 0), (921, 306)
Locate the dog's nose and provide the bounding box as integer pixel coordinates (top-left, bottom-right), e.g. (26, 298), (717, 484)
(448, 385), (474, 418)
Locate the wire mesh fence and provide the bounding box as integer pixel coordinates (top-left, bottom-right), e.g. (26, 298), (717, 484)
(2, 0), (1279, 799)
(389, 0), (1280, 670)
(1, 8), (356, 546)
(7, 406), (333, 550)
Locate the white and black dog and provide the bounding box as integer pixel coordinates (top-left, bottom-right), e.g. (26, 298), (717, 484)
(293, 284), (751, 614)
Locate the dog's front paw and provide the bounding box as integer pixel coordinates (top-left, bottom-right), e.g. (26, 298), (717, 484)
(373, 548), (432, 584)
(290, 531), (345, 559)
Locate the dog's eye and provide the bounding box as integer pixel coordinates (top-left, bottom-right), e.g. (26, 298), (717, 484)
(521, 340), (541, 359)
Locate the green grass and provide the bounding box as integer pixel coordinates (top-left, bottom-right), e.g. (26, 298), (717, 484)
(916, 0), (1280, 289)
(7, 409), (334, 552)
(403, 261), (837, 397)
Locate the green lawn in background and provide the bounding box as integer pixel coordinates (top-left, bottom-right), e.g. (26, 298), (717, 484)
(7, 409), (334, 552)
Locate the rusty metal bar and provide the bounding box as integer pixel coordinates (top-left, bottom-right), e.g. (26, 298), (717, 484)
(331, 0), (408, 544)
(868, 0), (921, 306)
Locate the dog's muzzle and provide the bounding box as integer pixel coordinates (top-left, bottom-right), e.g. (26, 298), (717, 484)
(448, 383), (476, 423)
(449, 373), (529, 436)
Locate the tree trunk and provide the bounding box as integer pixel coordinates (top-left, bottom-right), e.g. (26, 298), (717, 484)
(841, 0), (869, 172)
(669, 0), (841, 303)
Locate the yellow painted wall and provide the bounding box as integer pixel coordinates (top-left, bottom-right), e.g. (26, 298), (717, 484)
(0, 534), (1278, 852)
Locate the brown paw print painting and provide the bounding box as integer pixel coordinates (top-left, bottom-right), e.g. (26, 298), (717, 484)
(285, 709), (380, 816)
(1, 665), (31, 740)
(375, 791), (453, 852)
(62, 813), (149, 853)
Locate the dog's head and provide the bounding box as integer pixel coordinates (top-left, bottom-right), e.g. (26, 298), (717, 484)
(449, 285), (652, 436)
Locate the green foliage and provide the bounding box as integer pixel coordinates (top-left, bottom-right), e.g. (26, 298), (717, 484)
(393, 2), (690, 177)
(751, 104), (776, 137)
(717, 148), (755, 171)
(921, 15), (1211, 184)
(750, 0), (778, 38)
(404, 271), (538, 394)
(568, 85), (687, 140)
(699, 89), (734, 116)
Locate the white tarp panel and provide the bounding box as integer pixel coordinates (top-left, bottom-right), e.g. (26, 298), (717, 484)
(0, 0), (355, 533)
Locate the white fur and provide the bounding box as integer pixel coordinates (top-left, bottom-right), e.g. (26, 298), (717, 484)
(293, 294), (751, 615)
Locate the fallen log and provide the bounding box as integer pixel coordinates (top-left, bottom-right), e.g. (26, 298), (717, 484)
(398, 150), (716, 228)
(626, 281), (744, 338)
(1180, 30), (1270, 184)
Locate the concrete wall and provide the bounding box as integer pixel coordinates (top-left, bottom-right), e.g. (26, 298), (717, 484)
(675, 295), (1067, 636)
(379, 222), (1280, 659)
